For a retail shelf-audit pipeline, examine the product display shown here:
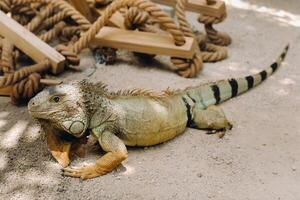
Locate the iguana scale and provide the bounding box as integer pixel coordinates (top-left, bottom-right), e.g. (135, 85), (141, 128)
(28, 45), (289, 179)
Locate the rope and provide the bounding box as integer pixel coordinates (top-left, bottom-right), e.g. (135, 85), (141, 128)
(0, 38), (15, 74)
(25, 4), (55, 32)
(71, 0), (186, 54)
(172, 0), (203, 78)
(124, 7), (149, 30)
(56, 45), (80, 66)
(201, 43), (227, 62)
(42, 11), (67, 29)
(49, 0), (91, 31)
(60, 26), (81, 42)
(198, 14), (232, 46)
(124, 7), (155, 59)
(0, 0), (11, 13)
(0, 60), (50, 87)
(39, 21), (66, 43)
(11, 73), (43, 104)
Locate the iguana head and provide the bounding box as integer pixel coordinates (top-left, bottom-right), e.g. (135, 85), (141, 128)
(28, 83), (88, 138)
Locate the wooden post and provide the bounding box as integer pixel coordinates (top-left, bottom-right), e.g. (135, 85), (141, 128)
(0, 10), (66, 74)
(92, 26), (197, 59)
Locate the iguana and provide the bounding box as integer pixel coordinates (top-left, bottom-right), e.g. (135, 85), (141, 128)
(28, 45), (289, 179)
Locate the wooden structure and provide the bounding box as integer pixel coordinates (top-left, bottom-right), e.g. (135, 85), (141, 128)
(0, 10), (66, 74)
(92, 26), (197, 58)
(151, 0), (226, 17)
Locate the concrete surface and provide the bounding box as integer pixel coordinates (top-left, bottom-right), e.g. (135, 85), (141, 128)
(1, 0), (300, 199)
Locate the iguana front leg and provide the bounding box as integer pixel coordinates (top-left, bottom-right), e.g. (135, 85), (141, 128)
(63, 130), (128, 179)
(46, 129), (71, 167)
(193, 105), (232, 136)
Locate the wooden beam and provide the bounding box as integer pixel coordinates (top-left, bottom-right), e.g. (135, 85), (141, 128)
(0, 86), (12, 96)
(92, 26), (197, 59)
(151, 0), (226, 18)
(96, 8), (125, 29)
(0, 10), (66, 74)
(69, 0), (94, 22)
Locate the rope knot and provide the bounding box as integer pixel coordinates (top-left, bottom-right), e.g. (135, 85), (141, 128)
(124, 7), (149, 30)
(56, 44), (80, 66)
(11, 73), (42, 104)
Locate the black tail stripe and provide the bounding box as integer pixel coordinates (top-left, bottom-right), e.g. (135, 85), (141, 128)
(271, 62), (278, 72)
(182, 97), (194, 127)
(260, 70), (267, 81)
(186, 92), (196, 103)
(228, 79), (238, 97)
(246, 76), (254, 89)
(281, 45), (289, 60)
(211, 84), (221, 104)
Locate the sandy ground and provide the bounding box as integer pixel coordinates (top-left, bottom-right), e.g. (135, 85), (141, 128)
(1, 0), (300, 199)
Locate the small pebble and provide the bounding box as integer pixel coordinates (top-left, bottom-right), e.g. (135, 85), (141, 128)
(292, 166), (297, 171)
(197, 173), (203, 178)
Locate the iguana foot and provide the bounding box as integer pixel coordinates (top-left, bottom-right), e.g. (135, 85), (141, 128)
(51, 144), (71, 168)
(206, 121), (233, 138)
(63, 165), (106, 179)
(193, 105), (232, 132)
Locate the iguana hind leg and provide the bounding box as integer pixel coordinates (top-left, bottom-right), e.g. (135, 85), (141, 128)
(63, 130), (128, 179)
(192, 105), (232, 136)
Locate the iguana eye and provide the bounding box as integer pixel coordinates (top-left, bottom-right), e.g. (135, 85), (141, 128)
(51, 96), (60, 103)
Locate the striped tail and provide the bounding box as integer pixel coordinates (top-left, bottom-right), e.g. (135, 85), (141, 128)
(187, 45), (289, 107)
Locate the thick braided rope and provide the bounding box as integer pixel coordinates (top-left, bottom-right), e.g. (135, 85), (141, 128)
(198, 14), (232, 46)
(12, 14), (31, 25)
(25, 4), (55, 32)
(11, 73), (42, 104)
(0, 39), (15, 74)
(47, 0), (91, 31)
(175, 0), (194, 38)
(0, 0), (11, 13)
(42, 11), (67, 29)
(193, 31), (227, 62)
(201, 43), (227, 62)
(10, 0), (91, 31)
(124, 7), (149, 30)
(71, 0), (185, 54)
(39, 21), (66, 43)
(171, 0), (202, 78)
(56, 45), (80, 66)
(176, 1), (228, 63)
(86, 0), (112, 7)
(12, 5), (36, 16)
(124, 7), (155, 59)
(59, 26), (81, 43)
(0, 59), (50, 87)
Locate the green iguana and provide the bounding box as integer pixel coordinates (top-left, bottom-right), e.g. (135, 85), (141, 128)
(28, 45), (289, 179)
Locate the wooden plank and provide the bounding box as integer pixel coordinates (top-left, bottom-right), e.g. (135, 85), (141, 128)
(69, 0), (93, 22)
(96, 8), (125, 29)
(0, 10), (66, 74)
(151, 0), (226, 18)
(0, 86), (12, 96)
(92, 26), (197, 59)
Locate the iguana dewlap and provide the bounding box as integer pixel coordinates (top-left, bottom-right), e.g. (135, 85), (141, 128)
(28, 45), (289, 179)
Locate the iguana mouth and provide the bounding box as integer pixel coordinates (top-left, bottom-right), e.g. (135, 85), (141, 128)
(28, 110), (54, 119)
